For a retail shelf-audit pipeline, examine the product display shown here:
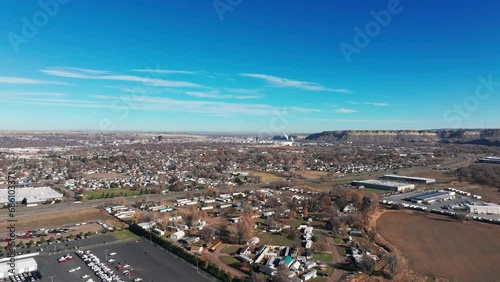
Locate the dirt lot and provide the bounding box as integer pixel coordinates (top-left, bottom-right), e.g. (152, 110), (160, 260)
(0, 209), (124, 237)
(377, 212), (500, 282)
(295, 170), (328, 180)
(249, 171), (283, 183)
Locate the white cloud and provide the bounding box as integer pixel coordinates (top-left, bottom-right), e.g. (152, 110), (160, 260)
(0, 91), (66, 97)
(348, 101), (390, 107)
(334, 108), (358, 113)
(40, 67), (202, 88)
(131, 69), (195, 75)
(88, 94), (318, 116)
(335, 119), (423, 123)
(239, 73), (350, 93)
(0, 76), (68, 85)
(185, 90), (260, 100)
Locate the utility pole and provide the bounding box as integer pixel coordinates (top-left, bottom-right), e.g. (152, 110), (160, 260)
(105, 249), (109, 261)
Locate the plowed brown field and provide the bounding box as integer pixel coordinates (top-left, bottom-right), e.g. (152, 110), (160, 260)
(377, 212), (500, 282)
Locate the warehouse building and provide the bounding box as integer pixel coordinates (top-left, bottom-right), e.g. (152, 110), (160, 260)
(406, 190), (455, 204)
(352, 180), (415, 192)
(381, 174), (436, 184)
(0, 187), (63, 205)
(466, 202), (500, 215)
(479, 157), (500, 164)
(0, 253), (38, 278)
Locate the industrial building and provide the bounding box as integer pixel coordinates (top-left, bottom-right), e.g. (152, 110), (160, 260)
(352, 180), (415, 192)
(0, 253), (38, 278)
(466, 202), (500, 215)
(406, 190), (455, 204)
(479, 156), (500, 164)
(381, 174), (436, 184)
(0, 187), (63, 205)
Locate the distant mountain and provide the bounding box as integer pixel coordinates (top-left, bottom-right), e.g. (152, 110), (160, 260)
(304, 129), (500, 145)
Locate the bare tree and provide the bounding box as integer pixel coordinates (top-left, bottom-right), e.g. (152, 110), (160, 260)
(359, 254), (376, 273)
(384, 252), (401, 279)
(228, 215), (254, 244)
(274, 265), (292, 282)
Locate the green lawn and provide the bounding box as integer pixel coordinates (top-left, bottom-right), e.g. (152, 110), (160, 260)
(289, 220), (307, 227)
(313, 229), (328, 236)
(337, 246), (348, 256)
(84, 188), (141, 199)
(359, 187), (388, 196)
(259, 232), (295, 246)
(314, 252), (333, 262)
(222, 245), (240, 254)
(112, 230), (139, 241)
(220, 255), (240, 265)
(333, 236), (343, 244)
(323, 266), (335, 275)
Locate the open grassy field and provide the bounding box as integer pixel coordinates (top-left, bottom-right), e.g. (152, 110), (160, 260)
(84, 188), (141, 199)
(220, 255), (240, 265)
(112, 229), (139, 241)
(258, 232), (295, 246)
(359, 187), (389, 196)
(0, 209), (120, 236)
(249, 171), (283, 183)
(222, 245), (240, 254)
(377, 212), (500, 282)
(313, 252), (333, 262)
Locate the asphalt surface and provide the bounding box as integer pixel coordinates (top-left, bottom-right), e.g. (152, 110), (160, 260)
(89, 239), (217, 282)
(1, 234), (117, 257)
(25, 235), (217, 282)
(0, 186), (252, 221)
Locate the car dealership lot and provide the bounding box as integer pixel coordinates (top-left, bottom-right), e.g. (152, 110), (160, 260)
(89, 240), (216, 282)
(34, 237), (216, 282)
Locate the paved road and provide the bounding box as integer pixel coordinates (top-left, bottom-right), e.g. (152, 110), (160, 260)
(324, 236), (346, 282)
(0, 185), (252, 221)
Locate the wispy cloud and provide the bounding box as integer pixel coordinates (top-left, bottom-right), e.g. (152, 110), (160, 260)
(0, 76), (68, 85)
(0, 91), (66, 97)
(348, 101), (390, 107)
(131, 69), (195, 75)
(334, 108), (358, 113)
(335, 119), (423, 123)
(239, 73), (350, 93)
(87, 95), (319, 116)
(185, 90), (260, 100)
(40, 67), (202, 88)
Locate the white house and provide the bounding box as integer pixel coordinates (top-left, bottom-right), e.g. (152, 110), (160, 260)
(170, 230), (186, 240)
(301, 269), (317, 281)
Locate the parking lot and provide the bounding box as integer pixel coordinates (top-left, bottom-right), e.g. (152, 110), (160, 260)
(383, 191), (500, 221)
(35, 238), (216, 282)
(89, 239), (216, 282)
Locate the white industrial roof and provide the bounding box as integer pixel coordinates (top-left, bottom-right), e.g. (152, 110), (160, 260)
(0, 187), (63, 204)
(355, 179), (414, 188)
(0, 258), (37, 275)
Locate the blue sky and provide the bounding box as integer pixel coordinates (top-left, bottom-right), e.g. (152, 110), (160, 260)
(1, 0), (499, 133)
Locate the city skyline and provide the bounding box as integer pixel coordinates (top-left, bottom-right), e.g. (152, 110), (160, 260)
(1, 0), (499, 132)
